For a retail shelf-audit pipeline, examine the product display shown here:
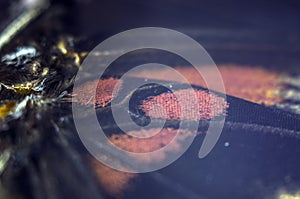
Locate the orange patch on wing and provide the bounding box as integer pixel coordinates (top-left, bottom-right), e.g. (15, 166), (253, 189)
(73, 77), (122, 107)
(89, 158), (136, 197)
(111, 128), (184, 153)
(139, 89), (228, 120)
(110, 128), (195, 163)
(130, 65), (283, 105)
(90, 128), (196, 196)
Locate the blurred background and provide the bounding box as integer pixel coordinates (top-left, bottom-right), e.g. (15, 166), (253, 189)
(69, 0), (300, 68)
(1, 1), (300, 199)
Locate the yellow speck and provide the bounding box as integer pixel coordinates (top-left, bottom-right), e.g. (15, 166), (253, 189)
(42, 67), (49, 76)
(57, 40), (68, 54)
(80, 52), (88, 58)
(56, 38), (85, 66)
(69, 52), (81, 66)
(12, 82), (33, 94)
(0, 102), (16, 119)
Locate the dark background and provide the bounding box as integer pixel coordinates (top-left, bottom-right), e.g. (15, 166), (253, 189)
(67, 0), (300, 70)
